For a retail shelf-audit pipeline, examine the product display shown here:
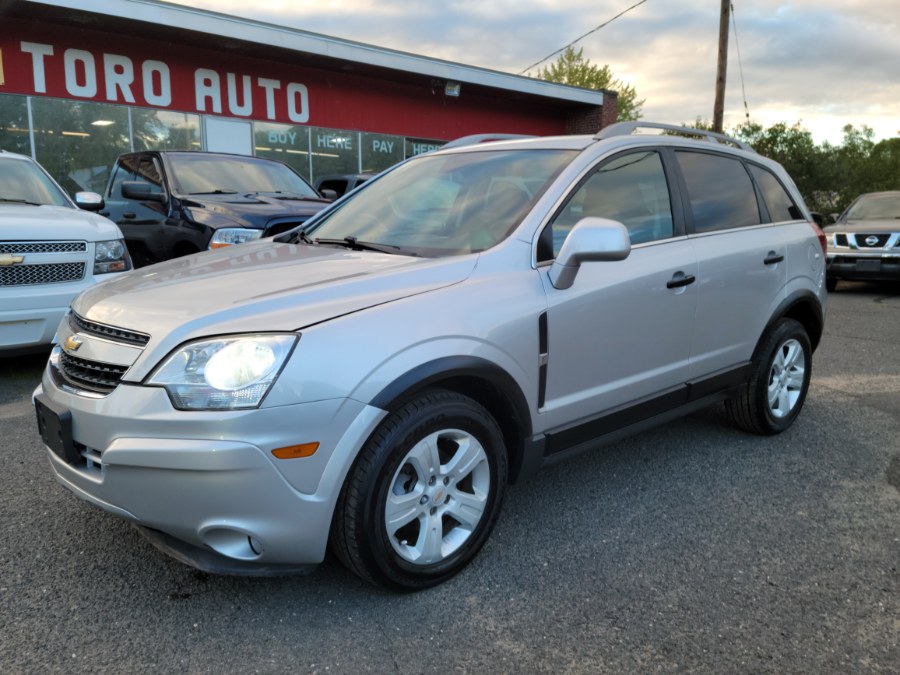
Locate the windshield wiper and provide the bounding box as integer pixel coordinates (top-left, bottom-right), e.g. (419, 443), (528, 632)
(188, 189), (238, 195)
(315, 236), (404, 255)
(0, 197), (42, 206)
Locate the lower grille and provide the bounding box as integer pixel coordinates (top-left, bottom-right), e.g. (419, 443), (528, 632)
(0, 262), (85, 286)
(58, 351), (127, 394)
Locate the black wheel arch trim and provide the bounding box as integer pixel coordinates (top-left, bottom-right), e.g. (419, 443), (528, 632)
(371, 357), (532, 432)
(764, 289), (825, 352)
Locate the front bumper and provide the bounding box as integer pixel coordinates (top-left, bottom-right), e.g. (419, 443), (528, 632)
(34, 368), (386, 572)
(826, 252), (900, 282)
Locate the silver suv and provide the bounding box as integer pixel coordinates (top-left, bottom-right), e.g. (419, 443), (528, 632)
(34, 123), (827, 590)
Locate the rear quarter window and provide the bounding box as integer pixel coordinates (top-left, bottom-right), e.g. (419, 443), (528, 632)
(675, 151), (760, 233)
(748, 164), (800, 223)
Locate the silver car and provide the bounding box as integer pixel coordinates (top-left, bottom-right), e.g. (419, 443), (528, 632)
(34, 123), (828, 590)
(823, 190), (900, 291)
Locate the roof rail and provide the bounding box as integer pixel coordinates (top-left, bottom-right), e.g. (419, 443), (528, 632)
(594, 122), (754, 152)
(441, 133), (538, 150)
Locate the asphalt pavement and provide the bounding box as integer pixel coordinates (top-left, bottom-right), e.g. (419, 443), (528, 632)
(1, 281), (898, 674)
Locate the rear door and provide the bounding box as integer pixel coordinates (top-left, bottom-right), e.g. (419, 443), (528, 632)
(672, 150), (792, 378)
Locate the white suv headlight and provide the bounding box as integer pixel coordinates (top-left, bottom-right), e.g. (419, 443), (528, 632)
(93, 239), (132, 273)
(148, 334), (297, 410)
(208, 228), (263, 249)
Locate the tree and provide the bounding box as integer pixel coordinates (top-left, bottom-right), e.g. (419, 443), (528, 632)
(535, 47), (644, 121)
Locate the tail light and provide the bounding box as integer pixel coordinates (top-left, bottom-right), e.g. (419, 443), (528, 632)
(809, 221), (827, 256)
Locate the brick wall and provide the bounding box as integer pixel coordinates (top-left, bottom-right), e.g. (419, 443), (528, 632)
(565, 90), (619, 134)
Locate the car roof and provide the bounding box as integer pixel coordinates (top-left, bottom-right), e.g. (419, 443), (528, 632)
(0, 150), (36, 162)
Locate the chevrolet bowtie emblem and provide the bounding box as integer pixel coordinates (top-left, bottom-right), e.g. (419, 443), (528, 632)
(0, 253), (25, 266)
(64, 335), (84, 352)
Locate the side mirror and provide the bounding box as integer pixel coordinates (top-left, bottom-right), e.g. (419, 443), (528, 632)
(74, 191), (104, 211)
(548, 217), (631, 290)
(319, 188), (338, 201)
(810, 211), (823, 227)
(122, 181), (166, 203)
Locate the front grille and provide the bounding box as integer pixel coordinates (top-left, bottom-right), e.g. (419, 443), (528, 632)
(835, 234), (849, 247)
(70, 312), (150, 346)
(58, 351), (128, 394)
(0, 241), (86, 254)
(854, 234), (891, 248)
(0, 262), (85, 286)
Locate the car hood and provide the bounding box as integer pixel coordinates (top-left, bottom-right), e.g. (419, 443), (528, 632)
(825, 219), (900, 234)
(72, 241), (477, 378)
(183, 193), (331, 229)
(0, 204), (123, 240)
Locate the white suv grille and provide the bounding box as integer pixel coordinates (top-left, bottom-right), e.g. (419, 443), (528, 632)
(0, 241), (87, 254)
(0, 261), (86, 285)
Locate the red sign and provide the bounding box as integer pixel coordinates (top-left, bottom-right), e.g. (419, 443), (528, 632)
(0, 18), (566, 138)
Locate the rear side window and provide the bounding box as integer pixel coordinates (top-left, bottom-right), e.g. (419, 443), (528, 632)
(676, 151), (760, 233)
(748, 164), (799, 223)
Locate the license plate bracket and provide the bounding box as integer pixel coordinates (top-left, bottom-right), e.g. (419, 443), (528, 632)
(34, 394), (79, 464)
(856, 259), (881, 272)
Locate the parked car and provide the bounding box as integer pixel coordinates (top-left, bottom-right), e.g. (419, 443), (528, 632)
(0, 150), (131, 355)
(34, 123), (827, 590)
(313, 173), (375, 198)
(102, 151), (333, 267)
(823, 190), (900, 290)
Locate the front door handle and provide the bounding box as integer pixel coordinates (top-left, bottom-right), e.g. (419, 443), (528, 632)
(666, 271), (696, 289)
(764, 251), (784, 265)
(123, 212), (136, 219)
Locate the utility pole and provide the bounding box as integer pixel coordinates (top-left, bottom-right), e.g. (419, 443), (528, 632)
(713, 0), (730, 133)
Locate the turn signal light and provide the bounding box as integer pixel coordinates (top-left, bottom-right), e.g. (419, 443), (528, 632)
(271, 442), (320, 459)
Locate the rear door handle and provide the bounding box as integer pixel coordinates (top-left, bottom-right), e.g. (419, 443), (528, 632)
(666, 272), (696, 289)
(764, 251), (784, 265)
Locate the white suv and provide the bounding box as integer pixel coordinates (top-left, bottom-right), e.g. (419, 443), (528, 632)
(34, 124), (827, 590)
(0, 151), (131, 354)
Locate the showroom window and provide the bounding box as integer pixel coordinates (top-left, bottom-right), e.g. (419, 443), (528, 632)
(0, 94), (32, 156)
(31, 98), (131, 195)
(254, 122), (311, 179)
(309, 126), (358, 180)
(132, 110), (201, 152)
(361, 132), (404, 173)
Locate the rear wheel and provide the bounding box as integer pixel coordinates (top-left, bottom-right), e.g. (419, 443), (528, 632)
(725, 318), (812, 435)
(331, 389), (507, 591)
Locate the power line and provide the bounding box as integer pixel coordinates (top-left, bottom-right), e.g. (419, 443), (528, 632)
(518, 0), (649, 75)
(731, 2), (751, 123)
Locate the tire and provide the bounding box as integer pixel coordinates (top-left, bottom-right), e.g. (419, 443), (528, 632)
(826, 277), (838, 292)
(725, 318), (812, 435)
(331, 389), (508, 591)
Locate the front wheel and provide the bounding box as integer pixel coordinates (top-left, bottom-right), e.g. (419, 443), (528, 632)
(725, 318), (812, 435)
(331, 390), (508, 591)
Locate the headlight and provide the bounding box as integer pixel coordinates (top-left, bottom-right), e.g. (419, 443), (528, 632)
(148, 334), (297, 410)
(93, 239), (132, 274)
(208, 228), (263, 249)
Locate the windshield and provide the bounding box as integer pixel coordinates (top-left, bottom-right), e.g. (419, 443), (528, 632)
(167, 154), (320, 197)
(0, 157), (71, 207)
(845, 193), (900, 220)
(306, 149), (576, 256)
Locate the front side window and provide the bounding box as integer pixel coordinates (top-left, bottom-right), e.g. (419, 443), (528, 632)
(546, 151), (674, 258)
(676, 151), (760, 233)
(307, 149), (575, 257)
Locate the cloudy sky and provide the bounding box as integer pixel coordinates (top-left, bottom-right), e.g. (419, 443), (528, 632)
(169, 0), (898, 145)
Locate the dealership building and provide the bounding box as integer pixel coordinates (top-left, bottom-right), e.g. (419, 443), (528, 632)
(0, 0), (616, 194)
